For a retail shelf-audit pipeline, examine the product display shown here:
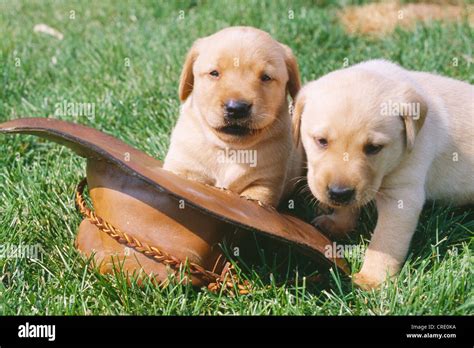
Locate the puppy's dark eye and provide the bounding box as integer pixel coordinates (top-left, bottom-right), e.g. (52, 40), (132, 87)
(364, 143), (384, 155)
(261, 74), (271, 82)
(316, 138), (328, 148)
(209, 70), (219, 78)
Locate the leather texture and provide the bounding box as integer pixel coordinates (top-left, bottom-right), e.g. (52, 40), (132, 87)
(0, 117), (349, 284)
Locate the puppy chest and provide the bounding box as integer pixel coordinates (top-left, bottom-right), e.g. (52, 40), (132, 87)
(214, 164), (252, 192)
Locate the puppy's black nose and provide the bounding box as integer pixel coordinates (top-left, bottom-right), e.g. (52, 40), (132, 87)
(224, 100), (252, 119)
(328, 185), (355, 205)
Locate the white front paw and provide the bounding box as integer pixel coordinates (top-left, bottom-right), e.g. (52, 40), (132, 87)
(354, 249), (402, 290)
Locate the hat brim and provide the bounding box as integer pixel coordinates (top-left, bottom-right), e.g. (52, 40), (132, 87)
(0, 117), (349, 275)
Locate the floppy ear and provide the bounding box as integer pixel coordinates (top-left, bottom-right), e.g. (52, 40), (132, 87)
(279, 43), (301, 101)
(292, 91), (306, 146)
(178, 40), (201, 102)
(399, 87), (428, 151)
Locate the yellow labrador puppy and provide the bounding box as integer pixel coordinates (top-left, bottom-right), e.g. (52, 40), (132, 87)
(164, 27), (303, 206)
(293, 59), (474, 289)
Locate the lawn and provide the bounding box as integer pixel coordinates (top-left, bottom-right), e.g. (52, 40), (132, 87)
(0, 0), (472, 315)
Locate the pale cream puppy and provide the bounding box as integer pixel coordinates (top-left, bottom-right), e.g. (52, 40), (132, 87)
(164, 26), (303, 207)
(293, 59), (474, 289)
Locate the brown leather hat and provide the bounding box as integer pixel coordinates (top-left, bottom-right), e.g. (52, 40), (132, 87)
(0, 118), (349, 289)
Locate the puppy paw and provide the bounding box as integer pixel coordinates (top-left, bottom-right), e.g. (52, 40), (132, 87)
(352, 272), (383, 291)
(313, 214), (352, 239)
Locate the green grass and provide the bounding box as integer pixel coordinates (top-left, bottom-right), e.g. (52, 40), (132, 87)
(0, 0), (473, 315)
